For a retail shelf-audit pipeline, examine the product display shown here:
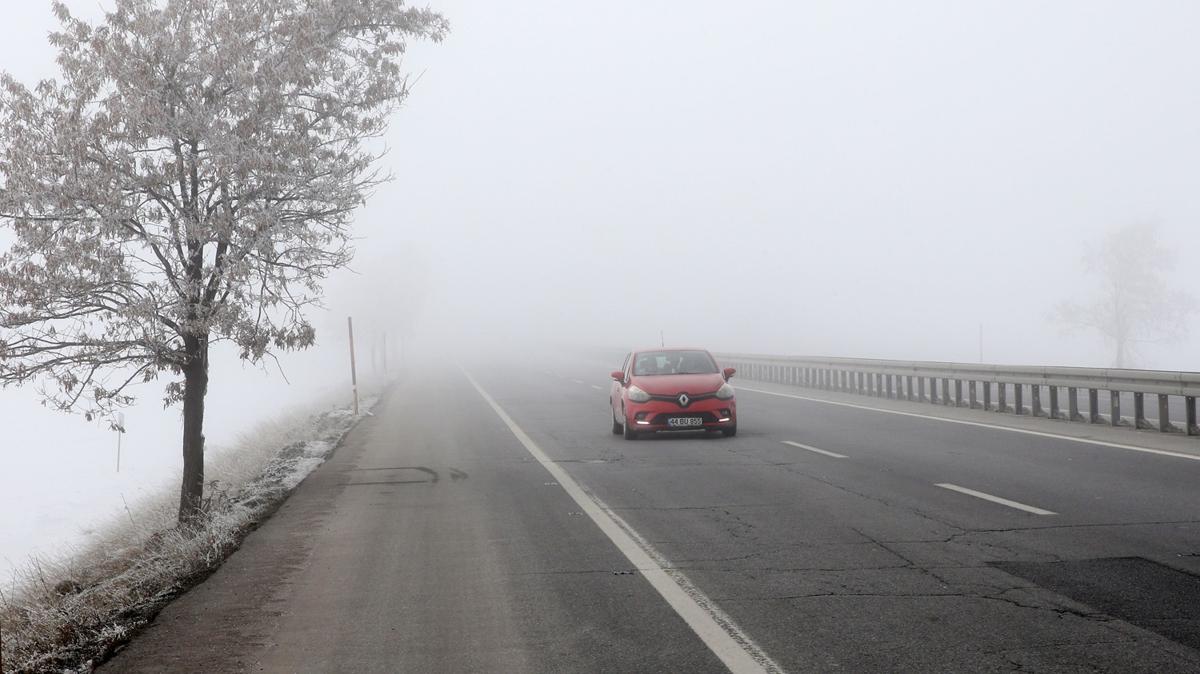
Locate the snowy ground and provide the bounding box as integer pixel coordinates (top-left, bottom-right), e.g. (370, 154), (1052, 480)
(0, 340), (390, 582)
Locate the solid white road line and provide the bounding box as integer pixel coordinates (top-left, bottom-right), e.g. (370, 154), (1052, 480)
(572, 378), (585, 385)
(591, 384), (603, 390)
(781, 440), (847, 459)
(739, 386), (1200, 463)
(465, 372), (780, 674)
(935, 483), (1057, 516)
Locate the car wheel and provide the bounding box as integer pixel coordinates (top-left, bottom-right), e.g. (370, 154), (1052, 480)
(611, 411), (623, 435)
(721, 424), (737, 437)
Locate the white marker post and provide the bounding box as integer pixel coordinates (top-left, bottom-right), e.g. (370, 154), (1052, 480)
(348, 316), (359, 416)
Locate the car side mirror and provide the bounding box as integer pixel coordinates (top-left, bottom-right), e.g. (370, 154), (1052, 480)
(723, 367), (736, 381)
(610, 370), (625, 383)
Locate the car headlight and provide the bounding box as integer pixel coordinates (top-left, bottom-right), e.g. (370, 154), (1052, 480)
(627, 385), (651, 402)
(715, 382), (735, 400)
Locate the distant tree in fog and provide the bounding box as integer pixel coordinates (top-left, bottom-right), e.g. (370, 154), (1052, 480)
(0, 0), (447, 523)
(1054, 223), (1194, 368)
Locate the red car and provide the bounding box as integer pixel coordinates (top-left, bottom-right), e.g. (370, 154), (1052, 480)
(610, 348), (737, 439)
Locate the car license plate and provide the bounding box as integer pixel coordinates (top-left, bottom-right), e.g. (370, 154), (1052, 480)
(668, 417), (703, 427)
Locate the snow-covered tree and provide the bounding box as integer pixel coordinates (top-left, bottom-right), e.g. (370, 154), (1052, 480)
(0, 0), (447, 522)
(1055, 223), (1195, 368)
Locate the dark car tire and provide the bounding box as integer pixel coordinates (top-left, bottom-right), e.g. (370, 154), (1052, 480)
(611, 412), (623, 435)
(721, 424), (737, 437)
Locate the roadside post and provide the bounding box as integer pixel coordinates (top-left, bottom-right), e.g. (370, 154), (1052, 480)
(348, 316), (359, 416)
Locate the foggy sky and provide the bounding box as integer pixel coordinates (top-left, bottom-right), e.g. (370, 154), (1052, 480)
(3, 0), (1200, 571)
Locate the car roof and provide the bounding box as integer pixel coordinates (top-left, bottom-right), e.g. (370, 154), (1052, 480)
(630, 347), (710, 354)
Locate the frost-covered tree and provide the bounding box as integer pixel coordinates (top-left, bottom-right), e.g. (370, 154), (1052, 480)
(0, 0), (447, 522)
(1055, 223), (1195, 368)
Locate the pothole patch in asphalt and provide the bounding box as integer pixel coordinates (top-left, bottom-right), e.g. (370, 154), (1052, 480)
(992, 556), (1200, 651)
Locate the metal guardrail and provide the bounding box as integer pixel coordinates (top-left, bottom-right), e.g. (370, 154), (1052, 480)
(716, 353), (1200, 437)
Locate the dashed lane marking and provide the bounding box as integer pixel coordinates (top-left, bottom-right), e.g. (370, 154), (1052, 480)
(935, 483), (1057, 516)
(781, 440), (847, 459)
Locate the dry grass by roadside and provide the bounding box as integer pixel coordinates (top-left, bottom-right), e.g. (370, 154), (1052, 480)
(0, 390), (382, 673)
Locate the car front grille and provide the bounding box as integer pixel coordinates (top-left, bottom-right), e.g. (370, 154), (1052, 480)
(647, 392), (717, 407)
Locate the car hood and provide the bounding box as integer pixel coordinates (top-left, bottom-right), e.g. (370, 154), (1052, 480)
(630, 373), (725, 395)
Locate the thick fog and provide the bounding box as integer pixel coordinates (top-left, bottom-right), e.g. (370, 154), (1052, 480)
(3, 1), (1199, 572)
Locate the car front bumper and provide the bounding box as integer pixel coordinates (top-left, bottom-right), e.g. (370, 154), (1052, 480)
(625, 398), (736, 431)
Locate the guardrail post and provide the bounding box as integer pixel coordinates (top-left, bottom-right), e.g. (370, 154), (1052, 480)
(1158, 394), (1173, 433)
(1134, 392), (1149, 429)
(1188, 397), (1198, 436)
(905, 375), (914, 401)
(997, 382), (1007, 412)
(983, 381), (992, 411)
(968, 381), (978, 409)
(883, 374), (891, 399)
(941, 378), (951, 405)
(1088, 389), (1100, 423)
(1068, 387), (1080, 421)
(1030, 385), (1043, 417)
(930, 377), (938, 403)
(1014, 384), (1024, 415)
(954, 379), (963, 407)
(1049, 386), (1060, 419)
(918, 377), (927, 402)
(1110, 390), (1121, 426)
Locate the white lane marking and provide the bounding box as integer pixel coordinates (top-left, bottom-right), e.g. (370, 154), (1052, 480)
(781, 440), (847, 459)
(572, 378), (585, 384)
(739, 386), (1200, 463)
(935, 483), (1057, 516)
(591, 384), (603, 390)
(465, 372), (780, 674)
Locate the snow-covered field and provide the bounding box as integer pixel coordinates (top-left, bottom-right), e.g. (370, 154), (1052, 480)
(0, 342), (384, 583)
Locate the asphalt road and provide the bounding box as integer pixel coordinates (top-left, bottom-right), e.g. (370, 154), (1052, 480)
(105, 357), (1200, 673)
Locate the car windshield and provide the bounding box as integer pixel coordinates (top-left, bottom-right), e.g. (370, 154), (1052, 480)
(632, 350), (718, 376)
